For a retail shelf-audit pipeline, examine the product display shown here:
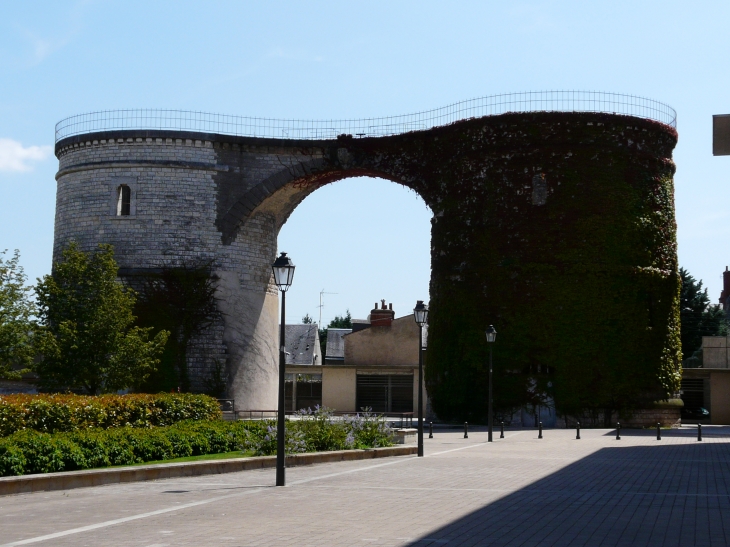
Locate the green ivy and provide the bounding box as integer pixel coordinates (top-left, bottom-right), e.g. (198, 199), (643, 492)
(419, 113), (681, 421)
(320, 113), (680, 422)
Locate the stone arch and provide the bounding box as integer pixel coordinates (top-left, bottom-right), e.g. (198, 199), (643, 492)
(218, 147), (431, 246)
(218, 157), (328, 244)
(216, 163), (432, 412)
(53, 107), (680, 419)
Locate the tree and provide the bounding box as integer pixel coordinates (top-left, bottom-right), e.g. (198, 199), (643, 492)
(328, 311), (352, 329)
(700, 304), (728, 338)
(679, 267), (727, 361)
(302, 314), (314, 324)
(0, 250), (36, 379)
(319, 310), (352, 358)
(34, 243), (168, 394)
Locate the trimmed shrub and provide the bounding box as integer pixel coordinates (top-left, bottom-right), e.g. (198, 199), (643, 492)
(0, 421), (242, 476)
(0, 409), (394, 477)
(3, 431), (88, 474)
(0, 393), (221, 436)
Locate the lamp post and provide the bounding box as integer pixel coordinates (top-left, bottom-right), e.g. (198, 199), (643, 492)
(485, 325), (497, 442)
(413, 300), (429, 457)
(272, 252), (295, 486)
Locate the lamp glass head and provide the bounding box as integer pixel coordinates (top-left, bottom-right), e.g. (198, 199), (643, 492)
(485, 325), (497, 343)
(413, 300), (429, 326)
(272, 252), (295, 291)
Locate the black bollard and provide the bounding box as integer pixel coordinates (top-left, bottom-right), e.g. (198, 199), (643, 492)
(538, 421), (543, 439)
(656, 422), (661, 440)
(616, 422), (621, 440)
(576, 422), (581, 440)
(500, 421), (505, 439)
(464, 422), (469, 439)
(429, 421), (433, 439)
(698, 423), (702, 442)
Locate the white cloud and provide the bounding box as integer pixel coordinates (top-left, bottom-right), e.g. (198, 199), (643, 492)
(13, 0), (94, 67)
(16, 27), (70, 66)
(30, 36), (57, 63)
(0, 139), (53, 172)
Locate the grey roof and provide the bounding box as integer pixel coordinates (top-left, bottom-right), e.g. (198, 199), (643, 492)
(283, 324), (319, 365)
(351, 319), (370, 333)
(325, 328), (352, 359)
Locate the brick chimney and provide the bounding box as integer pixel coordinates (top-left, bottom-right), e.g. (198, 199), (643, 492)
(721, 266), (730, 312)
(370, 299), (395, 327)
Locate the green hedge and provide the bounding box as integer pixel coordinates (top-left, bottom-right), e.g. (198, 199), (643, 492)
(0, 393), (222, 437)
(0, 409), (394, 477)
(0, 420), (250, 476)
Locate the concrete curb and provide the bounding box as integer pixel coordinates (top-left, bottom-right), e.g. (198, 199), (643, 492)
(0, 445), (417, 496)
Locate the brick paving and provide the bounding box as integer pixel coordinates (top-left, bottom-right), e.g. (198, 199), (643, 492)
(1, 426), (729, 546)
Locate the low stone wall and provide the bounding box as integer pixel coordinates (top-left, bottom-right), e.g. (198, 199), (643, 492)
(561, 403), (682, 429)
(393, 428), (417, 444)
(0, 380), (37, 395)
(619, 408), (681, 428)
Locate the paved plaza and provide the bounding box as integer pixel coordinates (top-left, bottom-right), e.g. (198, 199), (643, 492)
(1, 426), (729, 546)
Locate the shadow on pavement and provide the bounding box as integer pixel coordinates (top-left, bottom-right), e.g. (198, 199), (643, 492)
(407, 441), (730, 546)
(599, 426), (730, 438)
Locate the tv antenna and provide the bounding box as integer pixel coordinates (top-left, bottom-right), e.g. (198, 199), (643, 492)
(318, 289), (338, 327)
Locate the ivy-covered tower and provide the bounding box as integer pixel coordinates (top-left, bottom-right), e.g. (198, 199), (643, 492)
(422, 113), (680, 422)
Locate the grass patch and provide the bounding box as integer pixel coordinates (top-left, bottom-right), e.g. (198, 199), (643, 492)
(119, 450), (255, 467)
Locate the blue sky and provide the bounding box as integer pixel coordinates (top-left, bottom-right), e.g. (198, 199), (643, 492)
(1, 1), (729, 326)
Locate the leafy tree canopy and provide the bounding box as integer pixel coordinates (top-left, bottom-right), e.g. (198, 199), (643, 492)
(328, 311), (352, 329)
(0, 250), (36, 379)
(34, 243), (169, 395)
(301, 313), (314, 324)
(679, 267), (727, 360)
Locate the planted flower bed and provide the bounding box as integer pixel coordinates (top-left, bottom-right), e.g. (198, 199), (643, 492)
(0, 407), (392, 477)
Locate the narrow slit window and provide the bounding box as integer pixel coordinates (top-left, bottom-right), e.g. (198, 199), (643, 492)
(117, 185), (131, 216)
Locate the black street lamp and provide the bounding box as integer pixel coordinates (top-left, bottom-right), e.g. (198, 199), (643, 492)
(272, 252), (295, 486)
(413, 300), (429, 457)
(485, 325), (497, 442)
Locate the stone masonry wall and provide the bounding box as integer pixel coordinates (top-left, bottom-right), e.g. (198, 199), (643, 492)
(54, 134), (316, 406)
(54, 112), (679, 419)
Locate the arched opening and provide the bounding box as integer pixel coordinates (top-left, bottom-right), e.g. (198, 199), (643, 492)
(276, 176), (432, 414)
(278, 176), (431, 326)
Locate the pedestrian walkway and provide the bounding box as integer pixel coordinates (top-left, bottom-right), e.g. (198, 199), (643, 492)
(1, 427), (728, 546)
